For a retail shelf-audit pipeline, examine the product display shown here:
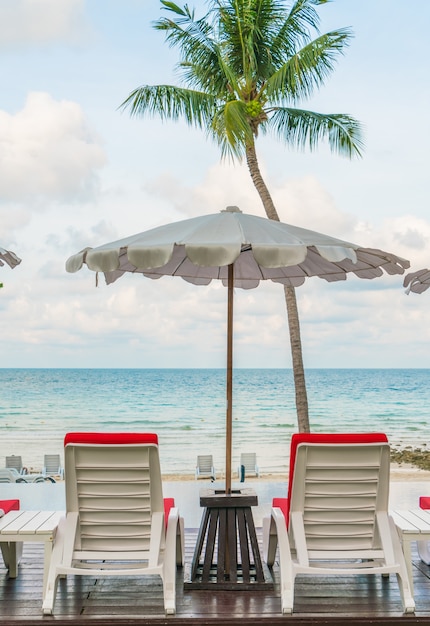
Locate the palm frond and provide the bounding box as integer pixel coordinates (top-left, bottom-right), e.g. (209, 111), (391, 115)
(269, 107), (364, 157)
(218, 0), (287, 84)
(119, 85), (216, 128)
(269, 0), (321, 65)
(211, 100), (253, 159)
(265, 28), (352, 102)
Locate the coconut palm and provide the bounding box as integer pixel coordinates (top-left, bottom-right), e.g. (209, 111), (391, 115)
(120, 0), (364, 432)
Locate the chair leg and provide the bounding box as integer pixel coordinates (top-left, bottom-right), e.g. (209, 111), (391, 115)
(418, 540), (430, 565)
(389, 518), (415, 614)
(262, 515), (278, 566)
(42, 517), (67, 615)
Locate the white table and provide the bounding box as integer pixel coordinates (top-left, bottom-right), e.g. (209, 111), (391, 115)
(391, 508), (430, 595)
(0, 510), (64, 593)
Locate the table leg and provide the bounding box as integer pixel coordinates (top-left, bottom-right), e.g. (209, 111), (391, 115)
(43, 541), (54, 594)
(2, 541), (23, 578)
(400, 535), (414, 597)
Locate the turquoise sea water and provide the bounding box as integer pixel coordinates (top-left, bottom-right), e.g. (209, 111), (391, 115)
(0, 368), (429, 476)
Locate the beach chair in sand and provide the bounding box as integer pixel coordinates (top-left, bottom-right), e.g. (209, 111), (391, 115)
(0, 468), (54, 484)
(0, 468), (28, 483)
(5, 455), (26, 475)
(42, 454), (64, 479)
(42, 432), (184, 616)
(237, 452), (259, 478)
(195, 454), (215, 480)
(262, 433), (415, 615)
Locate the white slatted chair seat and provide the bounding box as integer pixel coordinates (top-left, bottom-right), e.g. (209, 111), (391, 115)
(195, 455), (215, 480)
(237, 452), (259, 477)
(42, 454), (64, 479)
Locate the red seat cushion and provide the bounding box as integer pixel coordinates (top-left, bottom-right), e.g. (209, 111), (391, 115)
(274, 433), (388, 528)
(64, 432), (158, 446)
(164, 497), (175, 529)
(0, 499), (20, 514)
(420, 497), (430, 510)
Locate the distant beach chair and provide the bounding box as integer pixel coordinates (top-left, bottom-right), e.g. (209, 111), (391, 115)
(42, 432), (184, 616)
(42, 454), (64, 479)
(237, 452), (259, 478)
(0, 467), (54, 483)
(5, 455), (26, 475)
(262, 432), (415, 615)
(195, 455), (216, 480)
(0, 468), (27, 483)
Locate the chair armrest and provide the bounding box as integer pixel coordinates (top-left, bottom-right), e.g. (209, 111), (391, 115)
(272, 497), (289, 527)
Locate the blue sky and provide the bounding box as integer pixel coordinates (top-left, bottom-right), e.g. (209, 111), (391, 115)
(1, 0), (429, 369)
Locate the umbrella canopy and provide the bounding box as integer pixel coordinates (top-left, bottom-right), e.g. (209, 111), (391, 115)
(66, 206), (410, 492)
(0, 246), (21, 270)
(404, 269), (430, 294)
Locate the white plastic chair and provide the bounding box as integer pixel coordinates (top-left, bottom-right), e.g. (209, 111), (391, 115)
(262, 433), (415, 615)
(237, 452), (259, 478)
(195, 454), (215, 480)
(5, 456), (26, 475)
(0, 468), (27, 483)
(42, 432), (184, 616)
(42, 454), (64, 479)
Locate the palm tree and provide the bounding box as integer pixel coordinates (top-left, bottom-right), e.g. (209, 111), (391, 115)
(120, 0), (364, 432)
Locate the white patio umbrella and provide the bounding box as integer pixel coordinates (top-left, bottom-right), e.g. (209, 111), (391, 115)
(66, 206), (409, 493)
(0, 246), (21, 269)
(404, 268), (430, 294)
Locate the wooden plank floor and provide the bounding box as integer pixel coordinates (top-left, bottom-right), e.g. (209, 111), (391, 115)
(2, 529), (430, 625)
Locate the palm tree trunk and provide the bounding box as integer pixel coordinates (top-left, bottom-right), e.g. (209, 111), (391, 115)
(245, 142), (310, 432)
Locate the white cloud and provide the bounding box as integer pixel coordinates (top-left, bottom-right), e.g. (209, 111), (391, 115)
(0, 92), (107, 205)
(0, 0), (87, 47)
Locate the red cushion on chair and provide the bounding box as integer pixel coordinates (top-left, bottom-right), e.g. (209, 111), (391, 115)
(64, 432), (158, 446)
(420, 497), (430, 510)
(164, 497), (175, 528)
(0, 499), (20, 514)
(273, 433), (388, 529)
(272, 497), (289, 521)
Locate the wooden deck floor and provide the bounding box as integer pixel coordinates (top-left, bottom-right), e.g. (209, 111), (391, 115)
(2, 529), (430, 625)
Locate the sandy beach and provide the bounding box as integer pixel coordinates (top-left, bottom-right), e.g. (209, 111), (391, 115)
(2, 464), (429, 529)
(161, 460), (430, 482)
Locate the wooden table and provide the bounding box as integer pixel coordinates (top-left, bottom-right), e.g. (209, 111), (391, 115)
(186, 488), (271, 590)
(391, 508), (430, 595)
(0, 510), (64, 593)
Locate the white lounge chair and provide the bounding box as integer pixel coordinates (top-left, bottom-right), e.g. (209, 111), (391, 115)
(262, 433), (415, 615)
(42, 432), (184, 616)
(237, 452), (259, 478)
(0, 468), (27, 483)
(0, 468), (52, 483)
(195, 454), (215, 480)
(5, 456), (26, 475)
(42, 454), (64, 479)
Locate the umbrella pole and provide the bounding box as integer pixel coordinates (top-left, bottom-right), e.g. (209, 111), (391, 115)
(226, 263), (233, 495)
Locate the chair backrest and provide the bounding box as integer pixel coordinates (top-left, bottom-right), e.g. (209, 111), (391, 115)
(5, 455), (23, 472)
(196, 455), (213, 473)
(288, 433), (389, 552)
(43, 454), (62, 474)
(63, 432), (163, 553)
(240, 453), (257, 471)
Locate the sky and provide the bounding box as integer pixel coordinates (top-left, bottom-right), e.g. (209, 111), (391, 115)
(0, 0), (429, 370)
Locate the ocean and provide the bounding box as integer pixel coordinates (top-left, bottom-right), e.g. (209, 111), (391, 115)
(0, 368), (429, 476)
